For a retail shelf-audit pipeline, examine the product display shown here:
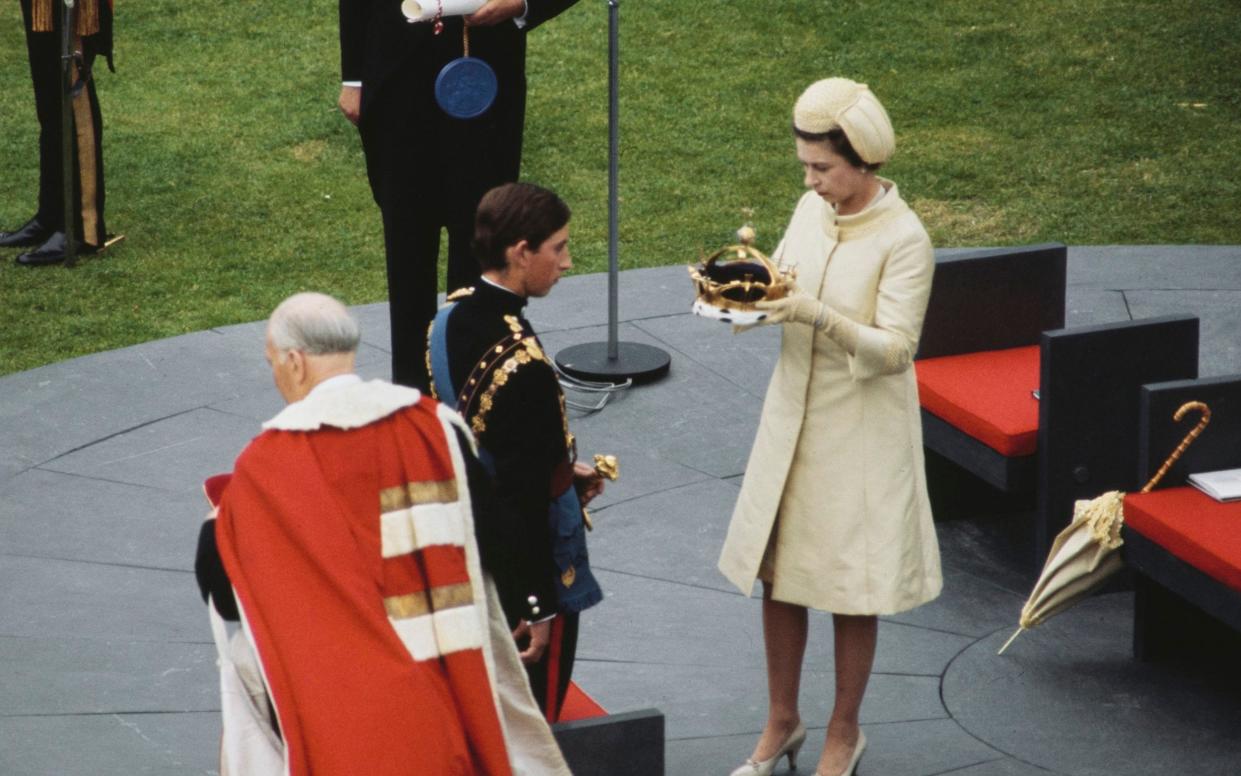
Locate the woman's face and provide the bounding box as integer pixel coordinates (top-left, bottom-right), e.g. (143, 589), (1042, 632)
(796, 138), (874, 215)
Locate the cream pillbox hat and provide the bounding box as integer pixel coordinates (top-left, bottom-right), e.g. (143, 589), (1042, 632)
(793, 78), (895, 165)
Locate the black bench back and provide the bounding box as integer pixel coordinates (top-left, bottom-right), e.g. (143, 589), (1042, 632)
(1137, 375), (1241, 488)
(918, 243), (1066, 360)
(1035, 315), (1199, 556)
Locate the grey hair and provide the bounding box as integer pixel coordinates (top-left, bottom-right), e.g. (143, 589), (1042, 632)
(266, 292), (361, 356)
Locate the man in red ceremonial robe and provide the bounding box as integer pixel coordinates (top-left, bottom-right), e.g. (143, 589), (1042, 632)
(196, 292), (570, 775)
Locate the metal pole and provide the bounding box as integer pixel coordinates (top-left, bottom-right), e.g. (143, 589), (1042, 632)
(60, 0), (78, 267)
(551, 0), (669, 386)
(606, 0), (620, 360)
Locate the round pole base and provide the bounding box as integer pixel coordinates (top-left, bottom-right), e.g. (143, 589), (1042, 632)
(555, 341), (671, 385)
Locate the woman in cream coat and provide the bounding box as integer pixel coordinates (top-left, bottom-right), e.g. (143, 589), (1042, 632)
(718, 78), (942, 776)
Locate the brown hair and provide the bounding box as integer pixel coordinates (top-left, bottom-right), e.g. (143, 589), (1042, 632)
(473, 183), (571, 272)
(793, 126), (880, 172)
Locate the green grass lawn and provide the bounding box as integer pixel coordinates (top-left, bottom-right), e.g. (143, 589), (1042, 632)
(2, 0), (1239, 375)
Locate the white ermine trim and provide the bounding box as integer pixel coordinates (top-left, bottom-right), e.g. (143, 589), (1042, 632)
(380, 502), (467, 558)
(265, 380), (421, 431)
(391, 614), (439, 661)
(433, 604), (484, 655)
(436, 410), (505, 720)
(412, 502), (467, 549)
(380, 509), (416, 559)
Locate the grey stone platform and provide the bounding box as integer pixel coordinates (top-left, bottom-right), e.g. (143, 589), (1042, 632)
(1, 246), (1240, 775)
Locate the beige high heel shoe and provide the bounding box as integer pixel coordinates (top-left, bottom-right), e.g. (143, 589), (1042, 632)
(729, 722), (807, 776)
(815, 731), (866, 776)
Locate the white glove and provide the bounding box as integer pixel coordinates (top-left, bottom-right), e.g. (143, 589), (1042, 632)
(754, 290), (825, 327)
(754, 288), (860, 353)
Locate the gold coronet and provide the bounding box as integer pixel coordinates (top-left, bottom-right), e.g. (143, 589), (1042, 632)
(688, 225), (796, 313)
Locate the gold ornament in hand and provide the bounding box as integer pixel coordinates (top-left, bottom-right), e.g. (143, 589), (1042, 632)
(593, 454), (619, 481)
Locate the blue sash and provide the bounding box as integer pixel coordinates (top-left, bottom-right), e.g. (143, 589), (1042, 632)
(428, 303), (602, 614)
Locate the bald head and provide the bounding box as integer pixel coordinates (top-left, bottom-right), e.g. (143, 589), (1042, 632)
(265, 293), (361, 403)
(267, 292), (361, 356)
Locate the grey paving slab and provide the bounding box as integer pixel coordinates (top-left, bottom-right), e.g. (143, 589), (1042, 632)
(946, 758), (1058, 776)
(541, 324), (764, 479)
(578, 570), (971, 678)
(1063, 287), (1131, 328)
(1124, 288), (1241, 376)
(633, 312), (781, 399)
(0, 330), (265, 475)
(0, 712), (220, 776)
(944, 594), (1241, 776)
(560, 434), (714, 513)
(667, 719), (1002, 776)
(587, 479), (738, 592)
(39, 408), (258, 495)
(0, 469), (206, 570)
(1068, 245), (1241, 291)
(884, 569), (1027, 640)
(667, 732), (782, 776)
(207, 348), (392, 423)
(0, 635), (217, 715)
(575, 660), (944, 741)
(347, 301), (398, 351)
(843, 718), (1003, 776)
(933, 515), (1040, 599)
(0, 555), (205, 643)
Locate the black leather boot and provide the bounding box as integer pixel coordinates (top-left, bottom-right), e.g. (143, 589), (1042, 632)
(16, 232), (98, 266)
(0, 216), (53, 249)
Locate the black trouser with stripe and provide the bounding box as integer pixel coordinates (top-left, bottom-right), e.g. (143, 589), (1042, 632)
(19, 0), (107, 246)
(527, 610), (579, 722)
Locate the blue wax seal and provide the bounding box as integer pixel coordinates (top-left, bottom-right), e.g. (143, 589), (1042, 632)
(435, 57), (498, 119)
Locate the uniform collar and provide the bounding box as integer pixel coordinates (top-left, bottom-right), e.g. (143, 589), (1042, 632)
(473, 276), (528, 317)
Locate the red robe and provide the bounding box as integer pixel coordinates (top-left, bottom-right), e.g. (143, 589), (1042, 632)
(215, 394), (512, 775)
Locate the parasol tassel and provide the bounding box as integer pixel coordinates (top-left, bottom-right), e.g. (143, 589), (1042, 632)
(997, 627), (1025, 656)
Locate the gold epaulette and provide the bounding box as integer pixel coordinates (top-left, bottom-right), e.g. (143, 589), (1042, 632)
(446, 287), (476, 302)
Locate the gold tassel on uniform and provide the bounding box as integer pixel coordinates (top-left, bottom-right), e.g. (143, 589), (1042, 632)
(31, 0), (101, 36)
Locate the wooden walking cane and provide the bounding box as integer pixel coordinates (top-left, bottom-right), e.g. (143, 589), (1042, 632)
(1138, 401), (1212, 494)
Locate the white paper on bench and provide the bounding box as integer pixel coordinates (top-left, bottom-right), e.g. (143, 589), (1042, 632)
(1188, 468), (1241, 502)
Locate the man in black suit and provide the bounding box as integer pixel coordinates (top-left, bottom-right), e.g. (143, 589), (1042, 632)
(0, 0), (112, 266)
(338, 0), (579, 390)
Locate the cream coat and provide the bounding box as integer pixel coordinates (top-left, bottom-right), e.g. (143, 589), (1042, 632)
(718, 183), (942, 615)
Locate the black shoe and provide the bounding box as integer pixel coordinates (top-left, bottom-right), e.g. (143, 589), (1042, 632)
(16, 232), (98, 266)
(0, 216), (52, 248)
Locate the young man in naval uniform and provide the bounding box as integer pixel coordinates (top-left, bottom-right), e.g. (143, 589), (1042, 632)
(428, 182), (604, 721)
(1, 0), (112, 265)
(337, 0), (580, 390)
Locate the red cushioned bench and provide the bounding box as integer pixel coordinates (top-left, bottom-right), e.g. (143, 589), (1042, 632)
(914, 244), (1200, 560)
(1121, 375), (1241, 660)
(552, 682), (664, 775)
(916, 345), (1040, 458)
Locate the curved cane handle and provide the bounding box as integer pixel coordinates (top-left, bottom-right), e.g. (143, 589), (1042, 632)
(1140, 400), (1211, 493)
